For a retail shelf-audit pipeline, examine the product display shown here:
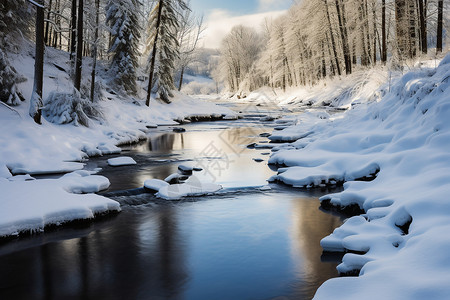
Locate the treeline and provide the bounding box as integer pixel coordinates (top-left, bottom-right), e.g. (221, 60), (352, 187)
(0, 0), (203, 124)
(217, 0), (448, 93)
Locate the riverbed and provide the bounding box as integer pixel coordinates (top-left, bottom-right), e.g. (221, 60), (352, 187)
(0, 103), (344, 300)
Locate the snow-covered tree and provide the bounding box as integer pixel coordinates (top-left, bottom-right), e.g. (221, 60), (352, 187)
(106, 0), (141, 95)
(145, 0), (188, 105)
(0, 0), (30, 106)
(218, 25), (263, 93)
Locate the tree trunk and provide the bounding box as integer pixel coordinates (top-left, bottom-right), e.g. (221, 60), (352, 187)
(44, 0), (53, 45)
(372, 1), (377, 64)
(381, 0), (387, 63)
(178, 66), (185, 91)
(70, 0), (77, 61)
(335, 0), (351, 74)
(324, 0), (341, 75)
(417, 0), (427, 54)
(30, 0), (45, 124)
(436, 0), (443, 53)
(321, 40), (327, 78)
(74, 0), (83, 91)
(146, 0), (164, 107)
(359, 4), (369, 66)
(90, 0), (100, 101)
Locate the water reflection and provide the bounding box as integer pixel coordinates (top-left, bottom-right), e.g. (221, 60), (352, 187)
(289, 197), (344, 297)
(94, 124), (277, 192)
(0, 191), (342, 300)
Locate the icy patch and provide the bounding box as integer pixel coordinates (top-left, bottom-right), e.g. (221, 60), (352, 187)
(107, 156), (137, 167)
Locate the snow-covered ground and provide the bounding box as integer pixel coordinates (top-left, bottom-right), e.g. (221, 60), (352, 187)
(0, 41), (235, 238)
(266, 55), (450, 299)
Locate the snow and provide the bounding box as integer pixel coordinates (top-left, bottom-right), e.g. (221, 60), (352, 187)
(143, 179), (169, 191)
(0, 171), (119, 237)
(263, 56), (450, 299)
(0, 40), (236, 238)
(107, 156), (137, 166)
(156, 177), (223, 200)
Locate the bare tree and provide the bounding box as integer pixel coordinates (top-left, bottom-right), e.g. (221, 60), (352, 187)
(74, 0), (83, 91)
(436, 0), (443, 53)
(176, 11), (204, 91)
(90, 0), (100, 101)
(29, 0), (45, 124)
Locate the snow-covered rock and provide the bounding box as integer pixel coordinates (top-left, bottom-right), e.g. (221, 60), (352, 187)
(143, 179), (169, 192)
(156, 177), (222, 200)
(107, 156), (137, 167)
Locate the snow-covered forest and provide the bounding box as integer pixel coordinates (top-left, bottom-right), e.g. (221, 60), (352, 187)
(0, 0), (450, 299)
(217, 0), (449, 94)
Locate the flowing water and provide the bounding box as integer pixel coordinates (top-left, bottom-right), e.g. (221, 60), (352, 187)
(0, 103), (344, 300)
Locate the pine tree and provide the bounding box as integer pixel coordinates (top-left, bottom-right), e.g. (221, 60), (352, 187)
(106, 0), (141, 95)
(145, 0), (188, 105)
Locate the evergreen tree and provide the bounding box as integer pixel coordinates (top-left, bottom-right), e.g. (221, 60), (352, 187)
(145, 0), (188, 104)
(106, 0), (141, 95)
(0, 0), (29, 106)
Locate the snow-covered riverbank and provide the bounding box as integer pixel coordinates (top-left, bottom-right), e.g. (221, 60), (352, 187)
(268, 55), (450, 299)
(0, 44), (235, 238)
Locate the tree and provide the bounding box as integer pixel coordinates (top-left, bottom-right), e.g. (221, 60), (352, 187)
(436, 0), (443, 53)
(218, 25), (263, 93)
(175, 9), (204, 91)
(0, 1), (28, 106)
(145, 0), (188, 105)
(90, 0), (100, 101)
(381, 0), (387, 63)
(29, 0), (45, 124)
(70, 0), (77, 60)
(106, 0), (141, 95)
(417, 0), (427, 54)
(74, 0), (83, 91)
(335, 0), (352, 74)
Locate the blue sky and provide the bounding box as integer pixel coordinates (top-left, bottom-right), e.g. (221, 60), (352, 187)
(190, 0), (292, 48)
(190, 0), (292, 16)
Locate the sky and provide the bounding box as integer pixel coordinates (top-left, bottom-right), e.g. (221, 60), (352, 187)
(189, 0), (293, 49)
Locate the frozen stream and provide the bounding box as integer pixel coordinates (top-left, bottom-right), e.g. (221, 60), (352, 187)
(0, 103), (344, 300)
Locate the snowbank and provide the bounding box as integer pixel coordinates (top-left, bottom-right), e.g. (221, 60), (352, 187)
(0, 172), (120, 237)
(217, 67), (389, 109)
(267, 56), (450, 299)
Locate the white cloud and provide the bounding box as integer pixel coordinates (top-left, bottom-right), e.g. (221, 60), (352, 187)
(258, 0), (291, 12)
(201, 9), (286, 49)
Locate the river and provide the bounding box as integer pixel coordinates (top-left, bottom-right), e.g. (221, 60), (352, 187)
(0, 103), (344, 300)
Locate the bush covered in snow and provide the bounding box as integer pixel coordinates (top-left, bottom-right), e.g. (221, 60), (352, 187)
(42, 90), (103, 127)
(0, 49), (25, 106)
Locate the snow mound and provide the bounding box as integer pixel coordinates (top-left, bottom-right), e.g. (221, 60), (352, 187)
(156, 176), (222, 200)
(107, 156), (137, 167)
(144, 179), (169, 191)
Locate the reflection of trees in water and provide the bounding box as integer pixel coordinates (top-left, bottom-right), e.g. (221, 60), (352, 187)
(289, 198), (343, 298)
(0, 208), (188, 299)
(148, 133), (176, 152)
